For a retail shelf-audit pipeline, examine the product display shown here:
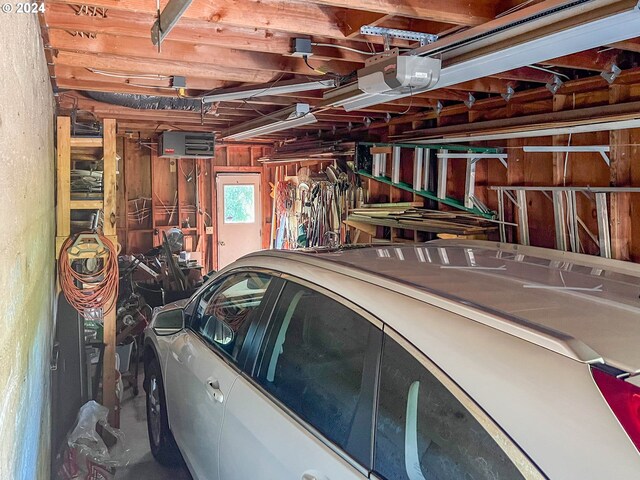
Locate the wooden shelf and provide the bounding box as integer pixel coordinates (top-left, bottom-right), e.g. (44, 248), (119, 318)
(70, 137), (103, 148)
(70, 199), (104, 210)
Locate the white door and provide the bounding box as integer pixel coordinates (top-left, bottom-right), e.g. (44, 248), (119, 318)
(216, 173), (262, 269)
(219, 280), (380, 480)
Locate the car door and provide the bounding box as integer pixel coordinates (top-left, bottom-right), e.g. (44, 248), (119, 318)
(219, 279), (382, 480)
(371, 328), (544, 480)
(164, 271), (275, 479)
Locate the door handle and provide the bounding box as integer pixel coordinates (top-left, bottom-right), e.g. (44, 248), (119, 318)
(206, 379), (224, 403)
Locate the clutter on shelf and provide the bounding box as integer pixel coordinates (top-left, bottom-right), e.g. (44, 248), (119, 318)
(347, 203), (498, 239)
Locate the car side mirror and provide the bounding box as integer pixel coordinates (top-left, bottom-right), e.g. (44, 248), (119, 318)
(153, 308), (185, 336)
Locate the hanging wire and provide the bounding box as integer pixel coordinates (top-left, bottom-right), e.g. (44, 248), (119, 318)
(310, 42), (379, 55)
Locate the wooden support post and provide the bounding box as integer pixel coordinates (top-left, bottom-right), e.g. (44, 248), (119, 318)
(507, 138), (525, 244)
(609, 128), (632, 260)
(56, 117), (71, 258)
(552, 95), (572, 186)
(609, 86), (632, 261)
(101, 118), (118, 426)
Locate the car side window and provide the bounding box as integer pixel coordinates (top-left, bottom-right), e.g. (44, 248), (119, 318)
(191, 272), (272, 362)
(374, 334), (526, 480)
(256, 281), (380, 468)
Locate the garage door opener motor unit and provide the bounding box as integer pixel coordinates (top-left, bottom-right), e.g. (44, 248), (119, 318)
(357, 50), (441, 94)
(159, 131), (215, 158)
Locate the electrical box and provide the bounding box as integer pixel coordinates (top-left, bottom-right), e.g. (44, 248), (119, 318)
(291, 38), (313, 57)
(158, 132), (215, 158)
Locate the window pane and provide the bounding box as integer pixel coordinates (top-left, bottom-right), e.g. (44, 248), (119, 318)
(257, 282), (376, 467)
(195, 272), (271, 361)
(223, 184), (255, 224)
(375, 335), (525, 480)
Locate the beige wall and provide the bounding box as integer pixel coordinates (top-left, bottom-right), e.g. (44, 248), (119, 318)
(0, 14), (56, 480)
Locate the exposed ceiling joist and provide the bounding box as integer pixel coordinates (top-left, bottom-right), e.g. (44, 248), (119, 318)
(302, 0), (496, 26)
(44, 3), (381, 62)
(47, 29), (358, 77)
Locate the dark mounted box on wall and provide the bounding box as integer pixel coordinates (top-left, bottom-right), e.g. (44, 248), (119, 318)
(158, 131), (215, 158)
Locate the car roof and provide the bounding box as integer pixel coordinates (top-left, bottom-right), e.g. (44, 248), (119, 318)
(245, 240), (640, 375)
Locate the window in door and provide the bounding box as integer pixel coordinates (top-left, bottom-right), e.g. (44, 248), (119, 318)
(223, 184), (255, 223)
(191, 272), (272, 362)
(374, 334), (530, 480)
(255, 281), (381, 468)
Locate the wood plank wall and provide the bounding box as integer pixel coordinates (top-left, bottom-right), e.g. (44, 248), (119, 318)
(464, 128), (640, 262)
(116, 138), (272, 272)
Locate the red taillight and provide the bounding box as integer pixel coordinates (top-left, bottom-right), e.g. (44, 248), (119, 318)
(592, 367), (640, 451)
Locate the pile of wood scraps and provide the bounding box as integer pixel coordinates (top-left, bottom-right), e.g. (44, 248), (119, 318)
(346, 202), (498, 239)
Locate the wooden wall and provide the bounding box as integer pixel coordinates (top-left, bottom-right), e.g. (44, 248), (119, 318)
(443, 126), (640, 262)
(116, 138), (272, 271)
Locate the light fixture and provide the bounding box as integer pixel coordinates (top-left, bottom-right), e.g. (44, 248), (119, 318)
(222, 103), (317, 141)
(601, 64), (622, 84)
(203, 79), (336, 104)
(326, 1), (640, 110)
(435, 100), (443, 115)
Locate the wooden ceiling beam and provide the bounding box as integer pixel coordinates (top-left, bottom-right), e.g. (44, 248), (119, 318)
(54, 66), (425, 115)
(58, 94), (256, 124)
(302, 0), (495, 26)
(43, 3), (375, 63)
(491, 66), (555, 84)
(341, 11), (390, 38)
(53, 64), (241, 92)
(448, 77), (517, 94)
(117, 122), (220, 133)
(610, 38), (640, 54)
(346, 67), (640, 135)
(47, 30), (359, 78)
(48, 0), (349, 39)
(53, 50), (283, 84)
(543, 48), (621, 72)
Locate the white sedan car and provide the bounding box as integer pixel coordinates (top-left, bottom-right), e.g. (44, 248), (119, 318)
(143, 240), (640, 480)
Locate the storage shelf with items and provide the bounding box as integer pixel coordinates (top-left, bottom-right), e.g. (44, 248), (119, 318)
(348, 142), (502, 243)
(55, 116), (119, 425)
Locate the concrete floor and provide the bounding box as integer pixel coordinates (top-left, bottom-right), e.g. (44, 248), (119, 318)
(115, 380), (191, 480)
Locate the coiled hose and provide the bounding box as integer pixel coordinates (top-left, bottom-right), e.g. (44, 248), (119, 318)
(58, 233), (119, 318)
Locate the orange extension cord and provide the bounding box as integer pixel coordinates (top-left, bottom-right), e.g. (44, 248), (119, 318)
(58, 233), (119, 319)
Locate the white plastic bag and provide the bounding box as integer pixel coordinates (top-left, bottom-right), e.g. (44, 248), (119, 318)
(58, 401), (130, 480)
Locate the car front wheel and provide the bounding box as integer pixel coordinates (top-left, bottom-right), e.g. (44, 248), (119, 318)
(145, 357), (183, 466)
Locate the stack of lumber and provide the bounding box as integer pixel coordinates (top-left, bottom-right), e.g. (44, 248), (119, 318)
(346, 202), (497, 236)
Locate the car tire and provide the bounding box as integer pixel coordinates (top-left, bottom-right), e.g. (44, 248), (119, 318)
(145, 357), (183, 467)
